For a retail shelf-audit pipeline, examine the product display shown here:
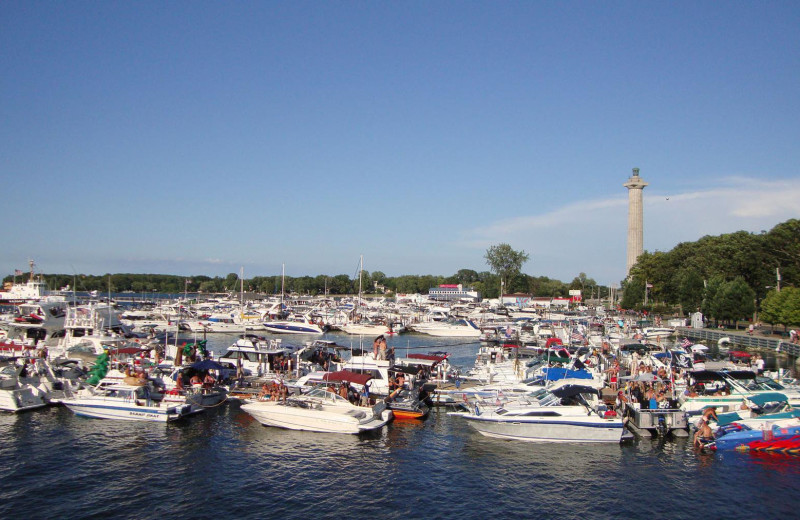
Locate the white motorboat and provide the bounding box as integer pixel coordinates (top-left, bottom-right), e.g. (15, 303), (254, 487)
(184, 314), (244, 333)
(410, 319), (482, 338)
(454, 385), (626, 443)
(64, 384), (192, 422)
(263, 315), (324, 335)
(340, 321), (402, 336)
(241, 387), (392, 434)
(642, 327), (675, 339)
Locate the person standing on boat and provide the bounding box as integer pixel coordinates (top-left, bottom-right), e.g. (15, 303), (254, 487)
(378, 336), (388, 361)
(755, 354), (765, 375)
(373, 336), (382, 359)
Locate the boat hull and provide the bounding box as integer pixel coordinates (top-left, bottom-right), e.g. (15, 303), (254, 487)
(463, 415), (625, 443)
(64, 400), (191, 422)
(242, 401), (391, 434)
(340, 324), (392, 336)
(263, 322), (323, 334)
(0, 388), (48, 412)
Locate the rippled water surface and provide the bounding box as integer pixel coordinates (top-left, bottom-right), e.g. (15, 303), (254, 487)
(2, 333), (799, 519)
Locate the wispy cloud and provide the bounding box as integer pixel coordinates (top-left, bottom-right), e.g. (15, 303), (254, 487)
(457, 176), (799, 283)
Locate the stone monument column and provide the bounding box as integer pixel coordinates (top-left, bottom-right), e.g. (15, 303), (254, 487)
(623, 168), (648, 277)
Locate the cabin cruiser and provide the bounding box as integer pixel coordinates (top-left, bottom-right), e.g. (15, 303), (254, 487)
(410, 319), (482, 337)
(241, 371), (392, 434)
(642, 327), (676, 340)
(454, 385), (626, 443)
(218, 335), (299, 377)
(63, 383), (193, 422)
(262, 315), (325, 335)
(2, 301), (67, 345)
(184, 314), (245, 333)
(340, 321), (403, 336)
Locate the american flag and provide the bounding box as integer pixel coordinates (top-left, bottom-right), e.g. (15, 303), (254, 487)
(14, 269), (23, 276)
(680, 338), (692, 349)
(570, 331), (585, 343)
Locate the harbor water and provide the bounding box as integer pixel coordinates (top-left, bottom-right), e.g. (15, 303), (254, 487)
(2, 333), (799, 519)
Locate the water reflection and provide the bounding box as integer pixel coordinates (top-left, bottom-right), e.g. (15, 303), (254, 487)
(1, 333), (799, 519)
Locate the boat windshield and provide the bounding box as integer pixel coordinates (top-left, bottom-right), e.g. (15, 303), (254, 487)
(306, 388), (347, 402)
(756, 377), (786, 390)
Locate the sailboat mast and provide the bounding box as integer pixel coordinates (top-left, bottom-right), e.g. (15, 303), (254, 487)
(358, 255), (363, 320)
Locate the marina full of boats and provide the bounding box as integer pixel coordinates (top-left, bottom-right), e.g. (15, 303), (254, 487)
(1, 285), (799, 455)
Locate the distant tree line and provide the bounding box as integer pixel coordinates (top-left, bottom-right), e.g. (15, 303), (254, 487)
(5, 268), (607, 301)
(621, 219), (800, 328)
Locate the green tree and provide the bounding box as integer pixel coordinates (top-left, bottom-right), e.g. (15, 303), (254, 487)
(781, 288), (800, 328)
(715, 278), (756, 328)
(676, 268), (705, 315)
(620, 277), (645, 309)
(702, 276), (725, 324)
(484, 243), (530, 295)
(569, 272), (596, 298)
(455, 269), (480, 284)
(762, 287), (800, 330)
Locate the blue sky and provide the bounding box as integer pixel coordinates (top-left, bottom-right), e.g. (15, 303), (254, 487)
(2, 2), (798, 286)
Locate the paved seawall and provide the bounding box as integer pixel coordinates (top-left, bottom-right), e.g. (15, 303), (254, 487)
(676, 326), (799, 357)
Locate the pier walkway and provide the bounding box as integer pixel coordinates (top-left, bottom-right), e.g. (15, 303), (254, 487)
(676, 327), (799, 357)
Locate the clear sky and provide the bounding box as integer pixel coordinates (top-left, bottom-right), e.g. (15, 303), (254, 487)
(2, 2), (798, 286)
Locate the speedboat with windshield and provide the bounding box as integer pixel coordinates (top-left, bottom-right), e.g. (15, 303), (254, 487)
(63, 384), (192, 422)
(681, 370), (800, 414)
(240, 372), (392, 434)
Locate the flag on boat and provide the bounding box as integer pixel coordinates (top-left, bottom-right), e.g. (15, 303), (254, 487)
(570, 331), (585, 343)
(671, 350), (693, 369)
(14, 269), (23, 276)
(680, 338), (693, 349)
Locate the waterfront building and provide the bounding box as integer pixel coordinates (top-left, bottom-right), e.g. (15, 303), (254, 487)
(428, 284), (480, 302)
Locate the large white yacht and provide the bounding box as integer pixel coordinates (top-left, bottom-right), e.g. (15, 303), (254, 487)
(410, 319), (482, 337)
